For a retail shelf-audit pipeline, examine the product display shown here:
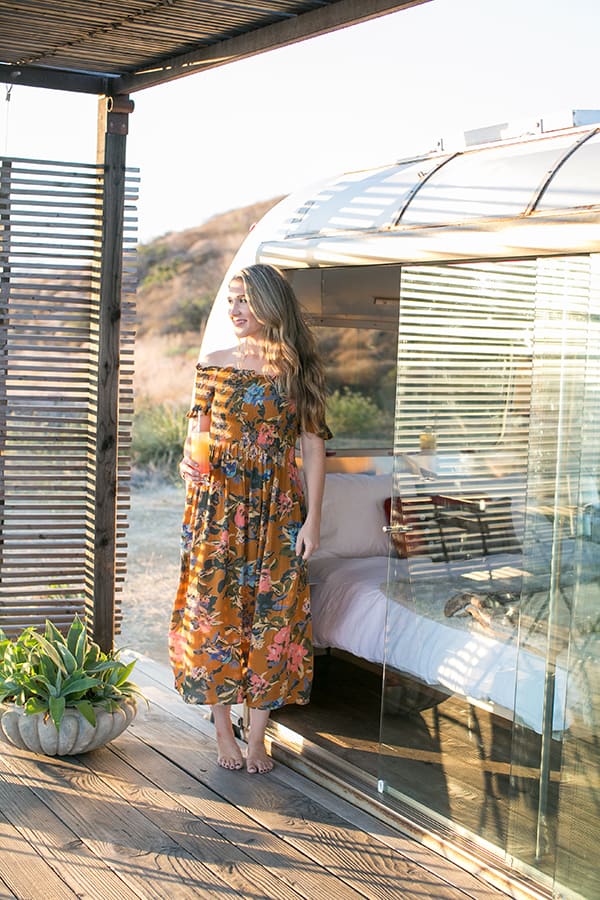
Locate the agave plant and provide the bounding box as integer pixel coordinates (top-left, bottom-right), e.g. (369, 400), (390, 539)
(0, 616), (144, 730)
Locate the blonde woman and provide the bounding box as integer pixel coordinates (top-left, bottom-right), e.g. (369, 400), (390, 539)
(170, 264), (330, 774)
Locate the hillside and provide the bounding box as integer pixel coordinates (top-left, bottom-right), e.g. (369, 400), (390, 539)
(133, 196), (283, 406)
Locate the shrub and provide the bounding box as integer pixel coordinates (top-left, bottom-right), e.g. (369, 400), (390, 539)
(141, 257), (182, 289)
(132, 399), (188, 479)
(326, 388), (392, 438)
(166, 293), (213, 335)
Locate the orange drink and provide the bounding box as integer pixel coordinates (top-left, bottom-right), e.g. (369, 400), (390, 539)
(419, 429), (437, 452)
(190, 429), (210, 474)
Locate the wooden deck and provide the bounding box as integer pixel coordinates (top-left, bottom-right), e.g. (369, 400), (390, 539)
(0, 657), (525, 900)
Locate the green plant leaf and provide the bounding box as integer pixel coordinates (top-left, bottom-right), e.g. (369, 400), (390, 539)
(73, 627), (88, 668)
(73, 699), (96, 726)
(26, 674), (52, 695)
(0, 636), (10, 662)
(107, 667), (121, 685)
(117, 682), (147, 707)
(62, 675), (101, 697)
(86, 659), (124, 675)
(0, 680), (20, 702)
(44, 619), (67, 647)
(37, 653), (59, 683)
(57, 643), (78, 675)
(114, 659), (137, 686)
(66, 616), (85, 655)
(24, 697), (48, 716)
(84, 644), (100, 667)
(49, 695), (66, 729)
(32, 634), (67, 674)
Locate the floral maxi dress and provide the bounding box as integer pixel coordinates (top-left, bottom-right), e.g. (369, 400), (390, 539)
(169, 365), (326, 710)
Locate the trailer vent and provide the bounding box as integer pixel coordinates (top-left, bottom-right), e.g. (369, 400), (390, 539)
(464, 109), (600, 147)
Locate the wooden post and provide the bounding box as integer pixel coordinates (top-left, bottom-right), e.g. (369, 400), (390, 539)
(92, 96), (133, 651)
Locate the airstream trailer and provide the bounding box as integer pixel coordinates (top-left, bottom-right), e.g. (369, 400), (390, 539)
(202, 112), (600, 900)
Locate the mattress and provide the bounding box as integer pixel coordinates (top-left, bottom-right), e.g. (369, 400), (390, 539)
(308, 553), (574, 734)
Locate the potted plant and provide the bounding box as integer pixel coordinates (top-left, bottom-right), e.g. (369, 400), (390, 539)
(0, 615), (144, 756)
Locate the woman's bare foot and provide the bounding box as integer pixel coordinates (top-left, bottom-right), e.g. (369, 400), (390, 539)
(216, 732), (243, 770)
(245, 742), (273, 774)
(245, 707), (273, 773)
(212, 704), (243, 770)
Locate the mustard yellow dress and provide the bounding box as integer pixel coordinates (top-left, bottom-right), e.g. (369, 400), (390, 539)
(169, 365), (330, 710)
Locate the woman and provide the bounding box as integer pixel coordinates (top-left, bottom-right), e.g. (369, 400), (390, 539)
(169, 263), (330, 774)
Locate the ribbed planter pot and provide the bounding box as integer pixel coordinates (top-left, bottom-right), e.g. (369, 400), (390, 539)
(0, 699), (137, 756)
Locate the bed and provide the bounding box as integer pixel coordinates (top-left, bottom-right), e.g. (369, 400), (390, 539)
(309, 471), (595, 734)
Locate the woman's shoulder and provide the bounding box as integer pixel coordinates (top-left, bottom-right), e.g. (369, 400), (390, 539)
(197, 347), (238, 369)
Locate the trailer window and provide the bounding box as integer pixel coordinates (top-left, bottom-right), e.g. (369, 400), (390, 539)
(313, 325), (396, 451)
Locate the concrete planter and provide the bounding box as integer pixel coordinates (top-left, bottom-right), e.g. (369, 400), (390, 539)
(0, 699), (137, 756)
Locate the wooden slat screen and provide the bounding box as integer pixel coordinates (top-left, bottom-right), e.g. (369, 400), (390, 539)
(395, 259), (537, 468)
(0, 156), (138, 638)
(393, 255), (594, 561)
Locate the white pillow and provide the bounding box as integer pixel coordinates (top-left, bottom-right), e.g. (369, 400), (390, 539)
(314, 473), (392, 558)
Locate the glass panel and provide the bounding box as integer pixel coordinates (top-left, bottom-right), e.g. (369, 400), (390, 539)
(552, 269), (600, 898)
(380, 259), (534, 849)
(315, 325), (397, 452)
(507, 256), (600, 899)
(536, 131), (600, 210)
(294, 264), (401, 453)
(400, 133), (578, 225)
(379, 256), (600, 897)
(284, 158), (451, 237)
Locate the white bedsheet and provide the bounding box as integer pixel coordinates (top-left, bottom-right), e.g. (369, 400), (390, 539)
(308, 554), (570, 734)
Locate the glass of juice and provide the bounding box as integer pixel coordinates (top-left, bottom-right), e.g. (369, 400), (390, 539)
(419, 428), (437, 452)
(189, 427), (210, 475)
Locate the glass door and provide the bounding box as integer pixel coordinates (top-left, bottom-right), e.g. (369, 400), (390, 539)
(379, 256), (600, 898)
(506, 256), (600, 899)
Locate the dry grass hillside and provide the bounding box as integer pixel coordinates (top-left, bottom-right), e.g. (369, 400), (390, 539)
(134, 196), (283, 407)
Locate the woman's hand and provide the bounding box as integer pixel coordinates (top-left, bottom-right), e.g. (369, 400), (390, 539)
(179, 454), (209, 486)
(296, 431), (326, 561)
(295, 518), (320, 561)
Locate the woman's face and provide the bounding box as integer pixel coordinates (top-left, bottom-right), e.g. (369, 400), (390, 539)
(227, 278), (263, 341)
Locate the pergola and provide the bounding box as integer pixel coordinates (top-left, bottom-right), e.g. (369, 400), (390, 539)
(0, 1), (430, 649)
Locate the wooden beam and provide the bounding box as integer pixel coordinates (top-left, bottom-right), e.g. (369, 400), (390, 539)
(0, 1), (430, 96)
(115, 0), (431, 94)
(0, 64), (112, 95)
(90, 96), (130, 651)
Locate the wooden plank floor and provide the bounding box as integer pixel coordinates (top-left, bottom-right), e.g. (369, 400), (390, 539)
(0, 657), (518, 900)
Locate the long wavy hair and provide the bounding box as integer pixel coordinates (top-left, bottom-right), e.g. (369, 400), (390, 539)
(234, 264), (328, 435)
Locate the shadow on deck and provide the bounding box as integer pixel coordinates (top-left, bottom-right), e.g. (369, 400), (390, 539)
(0, 657), (518, 899)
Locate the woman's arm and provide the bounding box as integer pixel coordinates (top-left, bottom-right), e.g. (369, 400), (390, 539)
(296, 432), (326, 561)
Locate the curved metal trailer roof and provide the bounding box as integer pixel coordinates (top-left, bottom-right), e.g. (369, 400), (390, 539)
(256, 118), (600, 267)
